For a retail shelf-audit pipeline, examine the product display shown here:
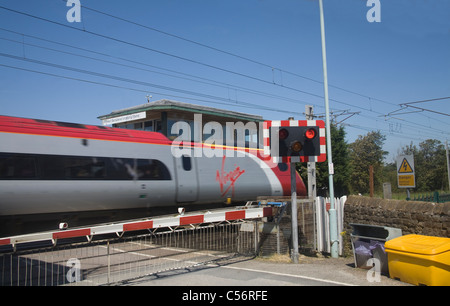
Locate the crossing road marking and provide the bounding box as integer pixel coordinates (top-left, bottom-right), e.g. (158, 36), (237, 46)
(220, 265), (357, 286)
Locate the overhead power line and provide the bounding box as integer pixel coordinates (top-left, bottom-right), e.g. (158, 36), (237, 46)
(0, 5), (342, 106)
(1, 60), (447, 142)
(0, 62), (305, 117)
(67, 0), (403, 109)
(1, 4), (448, 141)
(400, 96), (450, 105)
(0, 5), (399, 114)
(0, 52), (305, 117)
(66, 2), (450, 130)
(399, 105), (450, 117)
(3, 49), (446, 140)
(0, 28), (318, 110)
(386, 96), (450, 118)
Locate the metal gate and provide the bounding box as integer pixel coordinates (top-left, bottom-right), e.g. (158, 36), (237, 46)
(0, 221), (257, 286)
(256, 196), (346, 257)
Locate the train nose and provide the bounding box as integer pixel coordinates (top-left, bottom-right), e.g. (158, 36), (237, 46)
(296, 175), (305, 194)
(278, 163), (307, 197)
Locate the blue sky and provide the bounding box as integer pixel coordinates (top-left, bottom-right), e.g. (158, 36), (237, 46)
(0, 0), (449, 162)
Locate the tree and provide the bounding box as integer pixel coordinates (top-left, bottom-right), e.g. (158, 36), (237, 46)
(417, 139), (447, 191)
(348, 131), (387, 194)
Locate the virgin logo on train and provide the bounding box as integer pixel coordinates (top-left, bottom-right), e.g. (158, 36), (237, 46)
(216, 156), (245, 198)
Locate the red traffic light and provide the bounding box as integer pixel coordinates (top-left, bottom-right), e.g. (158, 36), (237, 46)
(279, 128), (289, 140)
(305, 128), (316, 140)
(264, 119), (326, 162)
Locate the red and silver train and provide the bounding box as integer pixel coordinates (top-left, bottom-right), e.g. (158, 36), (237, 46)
(0, 115), (305, 235)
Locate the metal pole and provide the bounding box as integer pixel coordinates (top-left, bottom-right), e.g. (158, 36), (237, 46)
(277, 224), (281, 254)
(254, 221), (259, 255)
(306, 105), (317, 201)
(291, 161), (299, 263)
(305, 105), (318, 252)
(107, 240), (111, 284)
(446, 140), (450, 192)
(369, 165), (374, 197)
(319, 0), (338, 258)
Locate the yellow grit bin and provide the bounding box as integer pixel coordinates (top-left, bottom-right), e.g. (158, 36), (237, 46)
(385, 234), (450, 286)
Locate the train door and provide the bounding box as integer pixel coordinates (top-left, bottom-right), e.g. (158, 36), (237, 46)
(174, 153), (199, 202)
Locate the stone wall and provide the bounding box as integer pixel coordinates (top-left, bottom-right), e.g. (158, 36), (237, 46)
(344, 195), (450, 237)
(344, 196), (450, 245)
(343, 195), (450, 255)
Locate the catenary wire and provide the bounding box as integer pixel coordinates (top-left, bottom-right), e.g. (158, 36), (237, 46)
(0, 30), (320, 110)
(1, 5), (448, 140)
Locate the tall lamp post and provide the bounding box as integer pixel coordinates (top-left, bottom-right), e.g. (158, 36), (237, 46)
(318, 0), (339, 258)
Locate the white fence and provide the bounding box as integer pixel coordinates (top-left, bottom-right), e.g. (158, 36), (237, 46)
(315, 196), (347, 256)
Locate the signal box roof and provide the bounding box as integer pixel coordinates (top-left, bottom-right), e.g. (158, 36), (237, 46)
(98, 99), (263, 123)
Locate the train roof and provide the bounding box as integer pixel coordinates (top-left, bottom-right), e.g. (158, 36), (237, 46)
(0, 115), (172, 145)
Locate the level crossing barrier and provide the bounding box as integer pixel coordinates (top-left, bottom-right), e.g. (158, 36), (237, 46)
(0, 197), (350, 285)
(0, 221), (262, 286)
(0, 205), (272, 251)
(0, 205), (271, 286)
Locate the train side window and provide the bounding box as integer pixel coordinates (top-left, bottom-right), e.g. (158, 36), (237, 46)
(107, 158), (127, 179)
(40, 154), (65, 179)
(0, 154), (13, 178)
(108, 158), (171, 180)
(107, 158), (141, 180)
(182, 155), (192, 171)
(137, 159), (171, 180)
(0, 153), (171, 180)
(0, 154), (37, 179)
(64, 157), (106, 179)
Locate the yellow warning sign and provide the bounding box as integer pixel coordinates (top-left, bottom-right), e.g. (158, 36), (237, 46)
(398, 158), (413, 173)
(397, 155), (415, 188)
(398, 175), (415, 187)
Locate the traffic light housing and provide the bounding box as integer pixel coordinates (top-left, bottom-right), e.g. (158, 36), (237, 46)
(263, 120), (326, 163)
(277, 126), (320, 157)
